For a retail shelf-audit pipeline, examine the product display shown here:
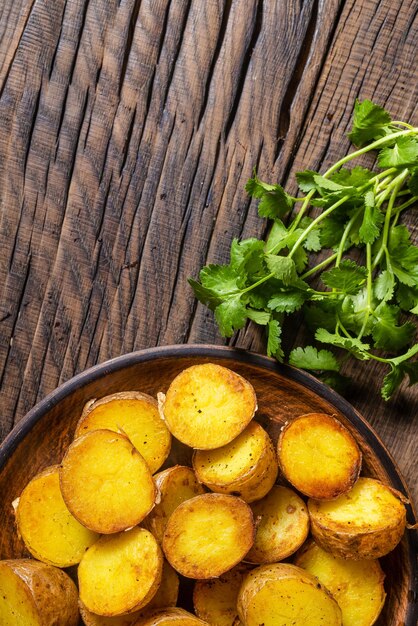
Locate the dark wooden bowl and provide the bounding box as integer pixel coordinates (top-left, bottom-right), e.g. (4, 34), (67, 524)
(0, 345), (416, 625)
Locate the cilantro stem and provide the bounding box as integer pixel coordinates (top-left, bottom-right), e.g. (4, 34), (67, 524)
(362, 343), (418, 364)
(357, 243), (373, 339)
(301, 253), (338, 279)
(392, 196), (418, 226)
(391, 121), (415, 130)
(289, 195), (351, 259)
(323, 129), (418, 178)
(289, 190), (315, 232)
(373, 170), (409, 268)
(335, 207), (363, 267)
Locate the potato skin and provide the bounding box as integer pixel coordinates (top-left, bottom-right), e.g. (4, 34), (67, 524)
(237, 563), (342, 626)
(0, 559), (79, 626)
(278, 413), (362, 499)
(308, 477), (407, 559)
(192, 421), (278, 503)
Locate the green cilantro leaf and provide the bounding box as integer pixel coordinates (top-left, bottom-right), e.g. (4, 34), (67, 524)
(359, 191), (384, 244)
(299, 217), (322, 252)
(374, 270), (395, 302)
(267, 319), (284, 360)
(230, 238), (265, 275)
(331, 165), (374, 187)
(371, 304), (415, 351)
(348, 99), (392, 146)
(304, 302), (339, 332)
(245, 173), (294, 219)
(265, 255), (297, 284)
(315, 328), (370, 359)
(381, 365), (404, 400)
(396, 284), (418, 311)
(199, 264), (243, 295)
(321, 260), (367, 294)
(214, 297), (247, 337)
(289, 346), (340, 371)
(408, 169), (418, 195)
(296, 170), (318, 193)
(246, 309), (271, 325)
(266, 220), (289, 251)
(378, 136), (418, 168)
(188, 279), (222, 310)
(319, 216), (346, 249)
(268, 290), (307, 313)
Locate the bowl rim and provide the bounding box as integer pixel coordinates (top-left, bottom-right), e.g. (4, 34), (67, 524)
(0, 343), (417, 619)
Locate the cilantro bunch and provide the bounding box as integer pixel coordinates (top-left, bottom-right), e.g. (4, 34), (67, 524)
(190, 101), (418, 400)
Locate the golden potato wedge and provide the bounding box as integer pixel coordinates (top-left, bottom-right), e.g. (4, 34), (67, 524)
(192, 421), (277, 502)
(0, 558), (78, 626)
(78, 527), (163, 616)
(158, 363), (257, 449)
(162, 493), (254, 578)
(246, 485), (309, 563)
(16, 465), (99, 567)
(278, 412), (361, 499)
(143, 465), (206, 543)
(79, 561), (179, 626)
(193, 564), (248, 626)
(237, 563), (342, 626)
(131, 608), (209, 625)
(60, 429), (156, 533)
(294, 539), (386, 626)
(308, 476), (406, 559)
(76, 392), (171, 474)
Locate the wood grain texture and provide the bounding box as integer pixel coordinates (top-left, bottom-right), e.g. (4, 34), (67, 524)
(0, 348), (416, 624)
(0, 0), (416, 503)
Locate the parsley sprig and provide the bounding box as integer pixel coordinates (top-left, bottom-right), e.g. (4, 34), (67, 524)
(190, 100), (418, 400)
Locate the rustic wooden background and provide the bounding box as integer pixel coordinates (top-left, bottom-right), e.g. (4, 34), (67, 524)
(0, 0), (417, 502)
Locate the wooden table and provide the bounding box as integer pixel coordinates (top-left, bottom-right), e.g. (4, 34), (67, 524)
(0, 0), (417, 504)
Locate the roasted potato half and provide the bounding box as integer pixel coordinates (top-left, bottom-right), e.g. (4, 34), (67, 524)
(237, 563), (342, 626)
(278, 412), (362, 499)
(308, 476), (406, 559)
(193, 564), (248, 626)
(79, 560), (179, 626)
(193, 421), (277, 502)
(76, 392), (171, 474)
(246, 485), (309, 563)
(143, 465), (206, 543)
(78, 527), (163, 616)
(294, 539), (386, 626)
(0, 558), (78, 626)
(16, 465), (99, 567)
(131, 608), (209, 625)
(60, 429), (156, 533)
(158, 363), (257, 449)
(162, 493), (254, 578)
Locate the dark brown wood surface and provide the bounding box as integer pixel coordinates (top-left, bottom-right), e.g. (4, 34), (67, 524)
(0, 0), (417, 509)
